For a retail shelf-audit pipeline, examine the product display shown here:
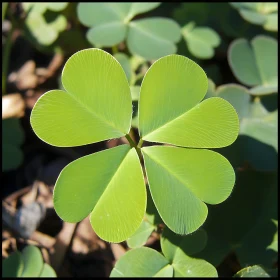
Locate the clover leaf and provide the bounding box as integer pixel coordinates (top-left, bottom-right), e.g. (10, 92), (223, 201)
(77, 3), (181, 59)
(230, 2), (278, 32)
(110, 229), (217, 277)
(206, 81), (278, 171)
(228, 35), (278, 95)
(181, 22), (221, 59)
(22, 2), (68, 46)
(2, 245), (56, 278)
(30, 48), (238, 242)
(234, 265), (278, 278)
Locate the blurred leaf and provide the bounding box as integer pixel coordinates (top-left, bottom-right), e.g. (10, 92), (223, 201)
(87, 22), (127, 47)
(127, 18), (181, 60)
(21, 246), (44, 277)
(39, 263), (57, 277)
(230, 2), (278, 31)
(228, 35), (278, 94)
(182, 22), (221, 59)
(142, 146), (235, 235)
(110, 247), (173, 277)
(2, 118), (24, 172)
(2, 251), (24, 278)
(234, 265), (278, 278)
(78, 3), (181, 59)
(54, 145), (146, 243)
(23, 3), (68, 46)
(130, 86), (140, 101)
(114, 53), (132, 83)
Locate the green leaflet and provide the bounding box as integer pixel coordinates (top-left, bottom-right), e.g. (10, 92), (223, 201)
(2, 245), (57, 278)
(21, 246), (44, 277)
(182, 22), (221, 59)
(110, 247), (173, 277)
(139, 54), (239, 148)
(31, 48), (132, 147)
(142, 146), (235, 235)
(2, 251), (24, 278)
(54, 145), (146, 243)
(234, 265), (278, 278)
(228, 35), (278, 94)
(39, 264), (57, 277)
(111, 229), (217, 277)
(230, 2), (278, 31)
(77, 3), (181, 59)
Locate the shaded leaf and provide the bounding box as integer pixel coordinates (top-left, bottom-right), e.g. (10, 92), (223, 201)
(21, 245), (44, 277)
(234, 265), (278, 278)
(2, 251), (24, 278)
(228, 36), (278, 94)
(110, 247), (173, 277)
(182, 23), (221, 59)
(39, 263), (57, 277)
(127, 220), (155, 248)
(127, 18), (181, 60)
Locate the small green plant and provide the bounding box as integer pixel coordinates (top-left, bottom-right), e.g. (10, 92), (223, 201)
(30, 48), (239, 243)
(22, 2), (68, 46)
(111, 228), (218, 277)
(228, 35), (278, 95)
(230, 2), (278, 32)
(205, 81), (278, 171)
(77, 3), (181, 59)
(2, 245), (56, 278)
(181, 21), (221, 59)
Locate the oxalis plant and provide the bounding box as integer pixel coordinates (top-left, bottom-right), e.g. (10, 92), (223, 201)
(30, 48), (239, 243)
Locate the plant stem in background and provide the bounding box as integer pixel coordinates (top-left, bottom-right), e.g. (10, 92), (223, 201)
(2, 2), (8, 21)
(112, 45), (118, 55)
(2, 22), (13, 95)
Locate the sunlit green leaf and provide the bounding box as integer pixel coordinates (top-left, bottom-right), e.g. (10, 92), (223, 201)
(139, 54), (238, 148)
(54, 145), (146, 243)
(142, 146), (235, 234)
(31, 49), (131, 147)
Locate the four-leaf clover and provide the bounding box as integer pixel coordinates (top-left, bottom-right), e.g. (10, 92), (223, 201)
(30, 48), (239, 243)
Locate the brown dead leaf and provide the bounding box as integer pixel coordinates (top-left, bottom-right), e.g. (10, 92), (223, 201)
(2, 93), (25, 119)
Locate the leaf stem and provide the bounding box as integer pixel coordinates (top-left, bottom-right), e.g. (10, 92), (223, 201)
(125, 133), (142, 160)
(137, 138), (144, 148)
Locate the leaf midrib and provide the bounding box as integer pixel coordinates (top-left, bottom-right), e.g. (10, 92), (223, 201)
(142, 97), (203, 139)
(63, 89), (127, 135)
(143, 148), (203, 203)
